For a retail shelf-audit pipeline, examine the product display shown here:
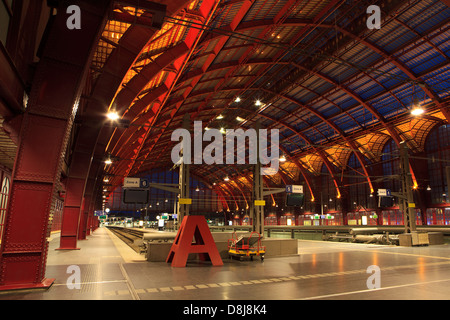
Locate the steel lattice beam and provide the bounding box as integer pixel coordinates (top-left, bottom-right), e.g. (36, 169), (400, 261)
(59, 0), (196, 249)
(106, 0), (220, 185)
(188, 13), (450, 120)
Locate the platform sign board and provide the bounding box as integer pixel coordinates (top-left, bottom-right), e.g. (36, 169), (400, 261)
(377, 189), (391, 197)
(124, 177), (140, 188)
(286, 185), (303, 194)
(179, 198), (192, 205)
(286, 193), (304, 207)
(123, 188), (149, 204)
(94, 210), (103, 216)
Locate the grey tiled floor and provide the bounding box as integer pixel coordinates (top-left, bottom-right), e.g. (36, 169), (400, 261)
(1, 227), (450, 300)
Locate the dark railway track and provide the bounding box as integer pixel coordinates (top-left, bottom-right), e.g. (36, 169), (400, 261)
(107, 226), (145, 253)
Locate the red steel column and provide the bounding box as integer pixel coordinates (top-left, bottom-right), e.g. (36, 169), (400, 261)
(78, 156), (102, 239)
(0, 1), (109, 290)
(77, 198), (87, 241)
(80, 196), (91, 239)
(58, 126), (101, 249)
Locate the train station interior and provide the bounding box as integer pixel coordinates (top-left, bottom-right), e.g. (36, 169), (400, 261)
(0, 0), (449, 304)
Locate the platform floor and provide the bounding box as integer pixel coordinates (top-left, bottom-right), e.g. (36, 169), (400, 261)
(0, 227), (449, 300)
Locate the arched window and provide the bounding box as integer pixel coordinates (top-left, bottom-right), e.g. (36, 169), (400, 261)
(425, 124), (450, 204)
(381, 139), (400, 192)
(0, 176), (10, 243)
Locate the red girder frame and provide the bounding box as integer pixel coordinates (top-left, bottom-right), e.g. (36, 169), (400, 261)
(106, 0), (220, 189)
(57, 0), (192, 250)
(0, 1), (110, 290)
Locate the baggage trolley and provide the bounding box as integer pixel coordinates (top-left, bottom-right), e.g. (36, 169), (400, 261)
(227, 231), (266, 261)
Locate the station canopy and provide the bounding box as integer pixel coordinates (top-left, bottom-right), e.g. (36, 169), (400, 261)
(87, 0), (450, 199)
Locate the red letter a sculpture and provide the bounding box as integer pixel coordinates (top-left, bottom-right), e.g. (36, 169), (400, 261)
(166, 215), (223, 267)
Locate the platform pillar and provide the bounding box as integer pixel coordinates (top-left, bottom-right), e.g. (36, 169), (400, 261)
(57, 177), (86, 248)
(177, 114), (191, 227)
(252, 121), (264, 236)
(78, 197), (88, 240)
(399, 141), (417, 234)
(83, 195), (93, 237)
(58, 125), (102, 249)
(0, 1), (109, 290)
(86, 212), (91, 236)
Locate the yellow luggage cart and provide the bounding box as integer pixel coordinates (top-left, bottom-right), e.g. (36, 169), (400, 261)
(227, 231), (265, 261)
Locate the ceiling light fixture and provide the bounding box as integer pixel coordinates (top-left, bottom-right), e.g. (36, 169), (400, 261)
(107, 111), (120, 121)
(410, 97), (424, 116)
(411, 107), (425, 116)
